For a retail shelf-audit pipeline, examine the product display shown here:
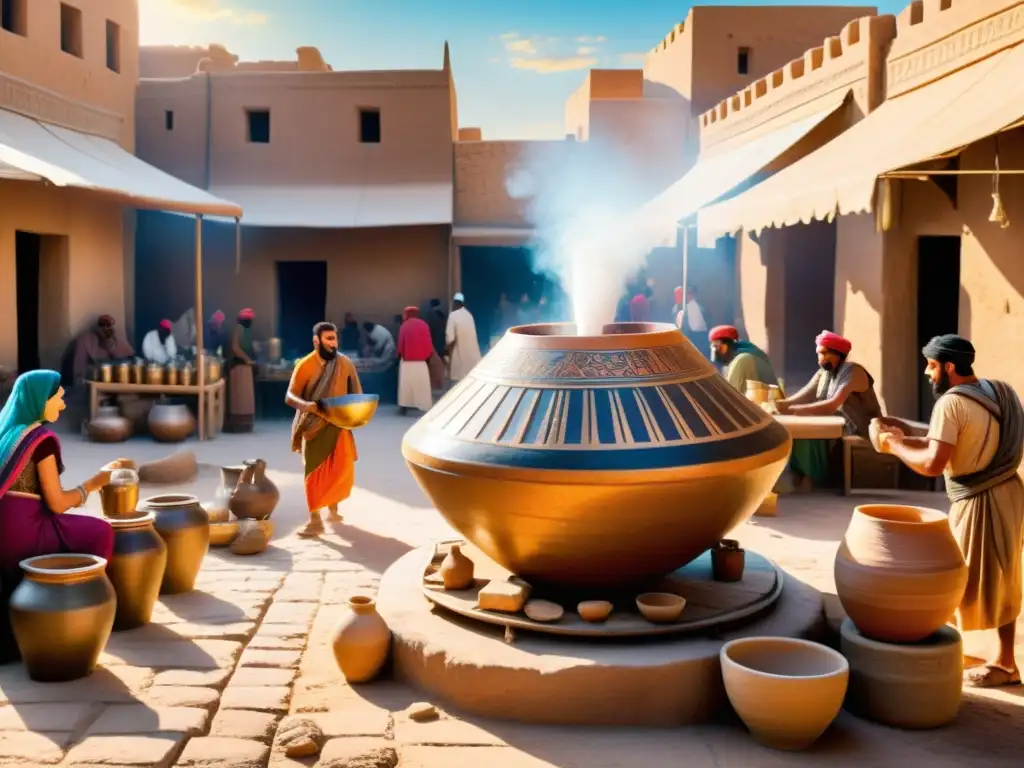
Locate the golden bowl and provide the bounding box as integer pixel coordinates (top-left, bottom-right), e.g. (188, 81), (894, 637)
(402, 322), (791, 588)
(636, 593), (686, 623)
(100, 482), (139, 519)
(209, 521), (240, 547)
(321, 394), (379, 429)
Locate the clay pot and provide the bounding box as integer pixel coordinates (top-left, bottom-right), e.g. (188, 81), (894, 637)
(229, 459), (280, 520)
(636, 593), (686, 623)
(401, 322), (791, 587)
(834, 504), (968, 643)
(439, 544), (474, 590)
(721, 637), (848, 751)
(331, 595), (391, 683)
(230, 520), (269, 556)
(148, 400), (195, 443)
(209, 521), (240, 547)
(712, 541), (745, 583)
(107, 511), (168, 631)
(9, 554), (116, 682)
(87, 405), (132, 443)
(119, 395), (153, 434)
(141, 494), (210, 594)
(100, 468), (140, 519)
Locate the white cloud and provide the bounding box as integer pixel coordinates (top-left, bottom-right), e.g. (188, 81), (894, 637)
(619, 52), (647, 63)
(576, 46), (597, 55)
(506, 38), (537, 54)
(576, 35), (608, 44)
(499, 32), (520, 40)
(160, 0), (267, 25)
(510, 56), (599, 74)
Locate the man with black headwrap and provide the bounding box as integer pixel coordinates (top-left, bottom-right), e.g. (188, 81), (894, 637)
(876, 334), (1024, 688)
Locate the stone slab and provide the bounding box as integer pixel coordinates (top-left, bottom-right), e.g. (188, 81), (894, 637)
(377, 547), (824, 726)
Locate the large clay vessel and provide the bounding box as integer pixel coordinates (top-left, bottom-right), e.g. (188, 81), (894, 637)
(87, 405), (132, 443)
(141, 494), (210, 594)
(401, 322), (791, 587)
(229, 459), (280, 520)
(9, 554), (116, 682)
(834, 504), (968, 643)
(107, 511), (169, 630)
(148, 400), (195, 443)
(331, 595), (391, 683)
(721, 637), (848, 751)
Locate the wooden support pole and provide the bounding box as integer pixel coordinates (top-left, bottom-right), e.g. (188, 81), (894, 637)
(194, 215), (206, 441)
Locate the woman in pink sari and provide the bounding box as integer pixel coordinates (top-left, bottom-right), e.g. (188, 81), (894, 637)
(0, 370), (115, 660)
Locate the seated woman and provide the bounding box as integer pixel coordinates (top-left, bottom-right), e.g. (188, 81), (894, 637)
(0, 370), (115, 659)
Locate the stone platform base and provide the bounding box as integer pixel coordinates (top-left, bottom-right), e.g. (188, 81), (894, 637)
(376, 547), (826, 726)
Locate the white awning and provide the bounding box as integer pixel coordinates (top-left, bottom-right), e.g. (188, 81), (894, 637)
(635, 92), (850, 245)
(207, 183), (453, 228)
(0, 108), (241, 217)
(698, 42), (1024, 244)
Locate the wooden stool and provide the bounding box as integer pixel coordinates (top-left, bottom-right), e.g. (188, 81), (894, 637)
(840, 618), (962, 729)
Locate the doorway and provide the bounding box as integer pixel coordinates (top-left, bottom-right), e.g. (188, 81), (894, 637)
(276, 261), (327, 359)
(916, 236), (961, 422)
(16, 231), (71, 374)
(15, 232), (41, 372)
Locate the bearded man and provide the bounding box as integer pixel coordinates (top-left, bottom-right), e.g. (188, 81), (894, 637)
(69, 315), (135, 385)
(775, 330), (882, 488)
(285, 321), (363, 538)
(877, 335), (1024, 687)
(709, 325), (781, 393)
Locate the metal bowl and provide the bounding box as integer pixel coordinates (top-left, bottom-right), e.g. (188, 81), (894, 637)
(321, 394), (379, 430)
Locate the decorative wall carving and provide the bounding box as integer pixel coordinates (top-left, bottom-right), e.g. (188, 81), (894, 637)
(0, 73), (123, 142)
(887, 6), (1024, 97)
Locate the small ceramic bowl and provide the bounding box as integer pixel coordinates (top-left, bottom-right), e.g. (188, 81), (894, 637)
(636, 592), (686, 623)
(209, 521), (240, 547)
(577, 600), (613, 623)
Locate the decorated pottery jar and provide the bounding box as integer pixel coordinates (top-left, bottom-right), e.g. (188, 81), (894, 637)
(141, 494), (210, 594)
(402, 322), (792, 587)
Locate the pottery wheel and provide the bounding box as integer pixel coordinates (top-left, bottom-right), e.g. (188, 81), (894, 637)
(421, 540), (783, 638)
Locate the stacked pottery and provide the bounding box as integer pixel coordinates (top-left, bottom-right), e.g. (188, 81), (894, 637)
(229, 459), (280, 520)
(106, 511), (168, 630)
(9, 555), (117, 682)
(834, 504), (968, 728)
(141, 494), (210, 594)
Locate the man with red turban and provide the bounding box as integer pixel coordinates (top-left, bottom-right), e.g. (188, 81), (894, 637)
(141, 319), (177, 365)
(709, 325), (780, 393)
(396, 306), (436, 415)
(775, 330), (882, 488)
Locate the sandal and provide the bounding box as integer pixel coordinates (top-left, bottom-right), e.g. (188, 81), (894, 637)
(964, 664), (1022, 688)
(297, 516), (325, 539)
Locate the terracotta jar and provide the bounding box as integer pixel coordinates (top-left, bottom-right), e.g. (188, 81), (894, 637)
(107, 511), (169, 631)
(331, 595), (391, 683)
(711, 540), (745, 583)
(9, 554), (116, 682)
(721, 637), (848, 751)
(834, 504), (968, 643)
(87, 405), (132, 443)
(401, 322), (791, 587)
(119, 395), (153, 434)
(141, 494), (210, 594)
(439, 544), (474, 590)
(229, 459), (280, 520)
(148, 400), (195, 443)
(100, 468), (140, 519)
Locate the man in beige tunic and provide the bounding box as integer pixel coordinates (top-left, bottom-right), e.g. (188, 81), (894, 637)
(445, 293), (481, 383)
(877, 334), (1024, 687)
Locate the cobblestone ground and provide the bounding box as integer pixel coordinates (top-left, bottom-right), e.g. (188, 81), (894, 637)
(0, 414), (1021, 767)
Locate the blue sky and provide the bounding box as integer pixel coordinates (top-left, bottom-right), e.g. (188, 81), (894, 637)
(140, 0), (909, 139)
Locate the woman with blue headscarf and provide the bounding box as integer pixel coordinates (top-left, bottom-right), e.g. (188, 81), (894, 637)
(0, 370), (116, 658)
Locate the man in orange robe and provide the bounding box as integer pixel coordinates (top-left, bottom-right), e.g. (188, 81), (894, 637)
(285, 321), (363, 538)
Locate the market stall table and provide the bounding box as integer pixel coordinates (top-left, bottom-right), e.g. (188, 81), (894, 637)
(88, 380), (225, 439)
(753, 415), (846, 517)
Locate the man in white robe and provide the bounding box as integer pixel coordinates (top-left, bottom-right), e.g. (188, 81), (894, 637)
(445, 292), (481, 382)
(142, 319), (178, 364)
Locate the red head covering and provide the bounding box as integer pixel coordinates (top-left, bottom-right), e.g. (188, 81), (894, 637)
(674, 286), (683, 305)
(402, 306), (420, 321)
(210, 310), (225, 326)
(158, 319), (172, 331)
(815, 330), (852, 356)
(629, 294), (650, 322)
(98, 314), (115, 327)
(709, 325), (739, 343)
(238, 308), (255, 321)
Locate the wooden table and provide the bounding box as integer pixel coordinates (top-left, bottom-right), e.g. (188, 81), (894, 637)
(87, 380), (226, 440)
(773, 414), (846, 440)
